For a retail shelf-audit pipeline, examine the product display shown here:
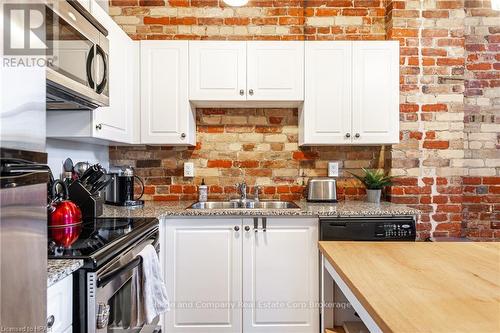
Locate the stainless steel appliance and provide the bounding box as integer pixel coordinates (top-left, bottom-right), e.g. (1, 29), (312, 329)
(46, 0), (109, 110)
(0, 149), (50, 331)
(307, 177), (337, 202)
(106, 166), (145, 206)
(49, 217), (160, 333)
(319, 216), (416, 330)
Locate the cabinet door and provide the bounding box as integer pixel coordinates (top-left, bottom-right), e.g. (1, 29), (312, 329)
(247, 41), (304, 101)
(242, 218), (319, 333)
(301, 41), (352, 145)
(141, 41), (195, 145)
(189, 41), (246, 101)
(352, 41), (399, 144)
(92, 3), (135, 143)
(47, 275), (72, 333)
(164, 218), (243, 333)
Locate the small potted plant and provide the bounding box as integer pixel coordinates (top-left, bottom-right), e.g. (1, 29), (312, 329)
(349, 168), (393, 204)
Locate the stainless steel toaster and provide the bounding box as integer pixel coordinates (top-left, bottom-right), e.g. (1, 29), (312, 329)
(307, 177), (337, 202)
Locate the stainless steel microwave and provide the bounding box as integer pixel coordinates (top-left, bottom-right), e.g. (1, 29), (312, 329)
(46, 0), (109, 110)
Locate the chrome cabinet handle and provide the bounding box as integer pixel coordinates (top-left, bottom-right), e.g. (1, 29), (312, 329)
(234, 226), (240, 231)
(345, 133), (351, 138)
(46, 315), (55, 329)
(180, 133), (186, 139)
(244, 226), (250, 231)
(239, 89), (244, 96)
(249, 89), (254, 96)
(355, 133), (360, 138)
(96, 123), (102, 130)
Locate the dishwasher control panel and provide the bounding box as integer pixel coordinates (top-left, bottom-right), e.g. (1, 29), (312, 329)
(320, 217), (416, 241)
(375, 222), (414, 239)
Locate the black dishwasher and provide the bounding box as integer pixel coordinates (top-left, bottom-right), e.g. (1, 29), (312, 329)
(320, 216), (416, 241)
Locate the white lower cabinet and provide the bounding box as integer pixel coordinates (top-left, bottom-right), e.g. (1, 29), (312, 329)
(47, 274), (73, 333)
(242, 218), (319, 333)
(163, 217), (318, 333)
(164, 218), (242, 333)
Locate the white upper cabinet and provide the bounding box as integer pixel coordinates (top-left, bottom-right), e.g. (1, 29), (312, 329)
(189, 41), (304, 105)
(300, 41), (399, 146)
(189, 41), (247, 101)
(92, 3), (136, 143)
(164, 218), (242, 333)
(140, 41), (195, 145)
(301, 42), (351, 145)
(246, 41), (304, 101)
(242, 217), (319, 333)
(352, 41), (399, 144)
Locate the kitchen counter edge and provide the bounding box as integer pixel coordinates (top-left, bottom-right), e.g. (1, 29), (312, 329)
(47, 259), (83, 287)
(102, 201), (420, 219)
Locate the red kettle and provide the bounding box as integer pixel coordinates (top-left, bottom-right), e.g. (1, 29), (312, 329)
(48, 180), (83, 248)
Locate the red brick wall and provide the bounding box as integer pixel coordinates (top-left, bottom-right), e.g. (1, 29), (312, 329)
(109, 0), (499, 240)
(111, 109), (383, 201)
(463, 1), (500, 240)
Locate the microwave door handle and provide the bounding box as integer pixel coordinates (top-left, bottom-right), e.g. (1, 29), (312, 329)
(95, 44), (107, 94)
(97, 256), (142, 288)
(86, 45), (96, 89)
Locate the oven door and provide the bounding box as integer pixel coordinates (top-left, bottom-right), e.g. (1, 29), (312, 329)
(88, 230), (160, 333)
(46, 1), (109, 109)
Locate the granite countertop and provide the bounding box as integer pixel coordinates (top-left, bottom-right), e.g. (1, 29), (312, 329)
(102, 200), (419, 218)
(47, 259), (84, 287)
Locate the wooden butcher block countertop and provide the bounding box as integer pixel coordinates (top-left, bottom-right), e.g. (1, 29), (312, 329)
(319, 242), (500, 333)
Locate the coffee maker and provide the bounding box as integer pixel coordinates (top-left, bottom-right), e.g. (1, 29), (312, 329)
(105, 166), (144, 206)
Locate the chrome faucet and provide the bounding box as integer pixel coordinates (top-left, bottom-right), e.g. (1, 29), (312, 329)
(253, 185), (261, 202)
(236, 182), (248, 201)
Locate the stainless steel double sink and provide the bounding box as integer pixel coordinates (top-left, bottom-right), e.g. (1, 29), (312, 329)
(188, 200), (300, 210)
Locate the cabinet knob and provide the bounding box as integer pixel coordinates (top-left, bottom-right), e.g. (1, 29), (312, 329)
(345, 133), (351, 138)
(46, 315), (55, 329)
(234, 226), (240, 231)
(249, 89), (254, 96)
(180, 133), (186, 139)
(96, 123), (102, 130)
(239, 89), (244, 96)
(355, 133), (360, 138)
(244, 226), (250, 232)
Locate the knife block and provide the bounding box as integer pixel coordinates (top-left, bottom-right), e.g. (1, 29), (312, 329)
(68, 182), (103, 219)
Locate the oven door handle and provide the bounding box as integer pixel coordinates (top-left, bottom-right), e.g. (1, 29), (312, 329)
(97, 256), (142, 288)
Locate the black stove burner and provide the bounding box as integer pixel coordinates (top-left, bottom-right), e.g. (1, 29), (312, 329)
(48, 217), (158, 260)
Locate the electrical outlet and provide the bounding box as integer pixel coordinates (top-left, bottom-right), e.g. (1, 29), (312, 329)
(328, 161), (339, 177)
(184, 162), (194, 177)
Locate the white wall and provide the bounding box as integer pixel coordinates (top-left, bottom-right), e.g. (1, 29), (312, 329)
(46, 139), (109, 179)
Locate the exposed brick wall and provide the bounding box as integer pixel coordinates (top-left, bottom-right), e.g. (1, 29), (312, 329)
(110, 109), (383, 201)
(463, 1), (500, 240)
(108, 0), (499, 240)
(385, 0), (467, 239)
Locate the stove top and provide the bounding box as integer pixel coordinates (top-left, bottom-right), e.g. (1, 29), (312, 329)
(48, 217), (158, 268)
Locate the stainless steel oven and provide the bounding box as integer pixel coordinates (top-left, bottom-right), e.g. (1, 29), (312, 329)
(86, 228), (160, 333)
(46, 0), (109, 110)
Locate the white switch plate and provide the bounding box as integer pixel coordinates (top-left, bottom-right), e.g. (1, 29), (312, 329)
(184, 162), (194, 177)
(328, 161), (339, 177)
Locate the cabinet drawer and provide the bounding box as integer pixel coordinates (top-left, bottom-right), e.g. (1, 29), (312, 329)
(47, 275), (73, 333)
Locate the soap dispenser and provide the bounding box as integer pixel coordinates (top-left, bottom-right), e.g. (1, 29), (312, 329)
(198, 179), (208, 202)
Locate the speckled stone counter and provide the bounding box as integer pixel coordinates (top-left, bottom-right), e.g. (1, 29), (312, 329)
(48, 259), (83, 287)
(102, 200), (419, 218)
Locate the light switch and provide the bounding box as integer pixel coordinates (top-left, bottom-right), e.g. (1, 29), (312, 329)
(328, 161), (339, 177)
(184, 162), (194, 177)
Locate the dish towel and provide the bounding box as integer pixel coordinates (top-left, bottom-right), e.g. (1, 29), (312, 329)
(138, 244), (170, 324)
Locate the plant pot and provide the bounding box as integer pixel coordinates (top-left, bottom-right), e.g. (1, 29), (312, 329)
(366, 189), (381, 204)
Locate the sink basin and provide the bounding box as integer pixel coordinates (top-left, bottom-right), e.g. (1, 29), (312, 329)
(188, 200), (300, 210)
(188, 201), (240, 209)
